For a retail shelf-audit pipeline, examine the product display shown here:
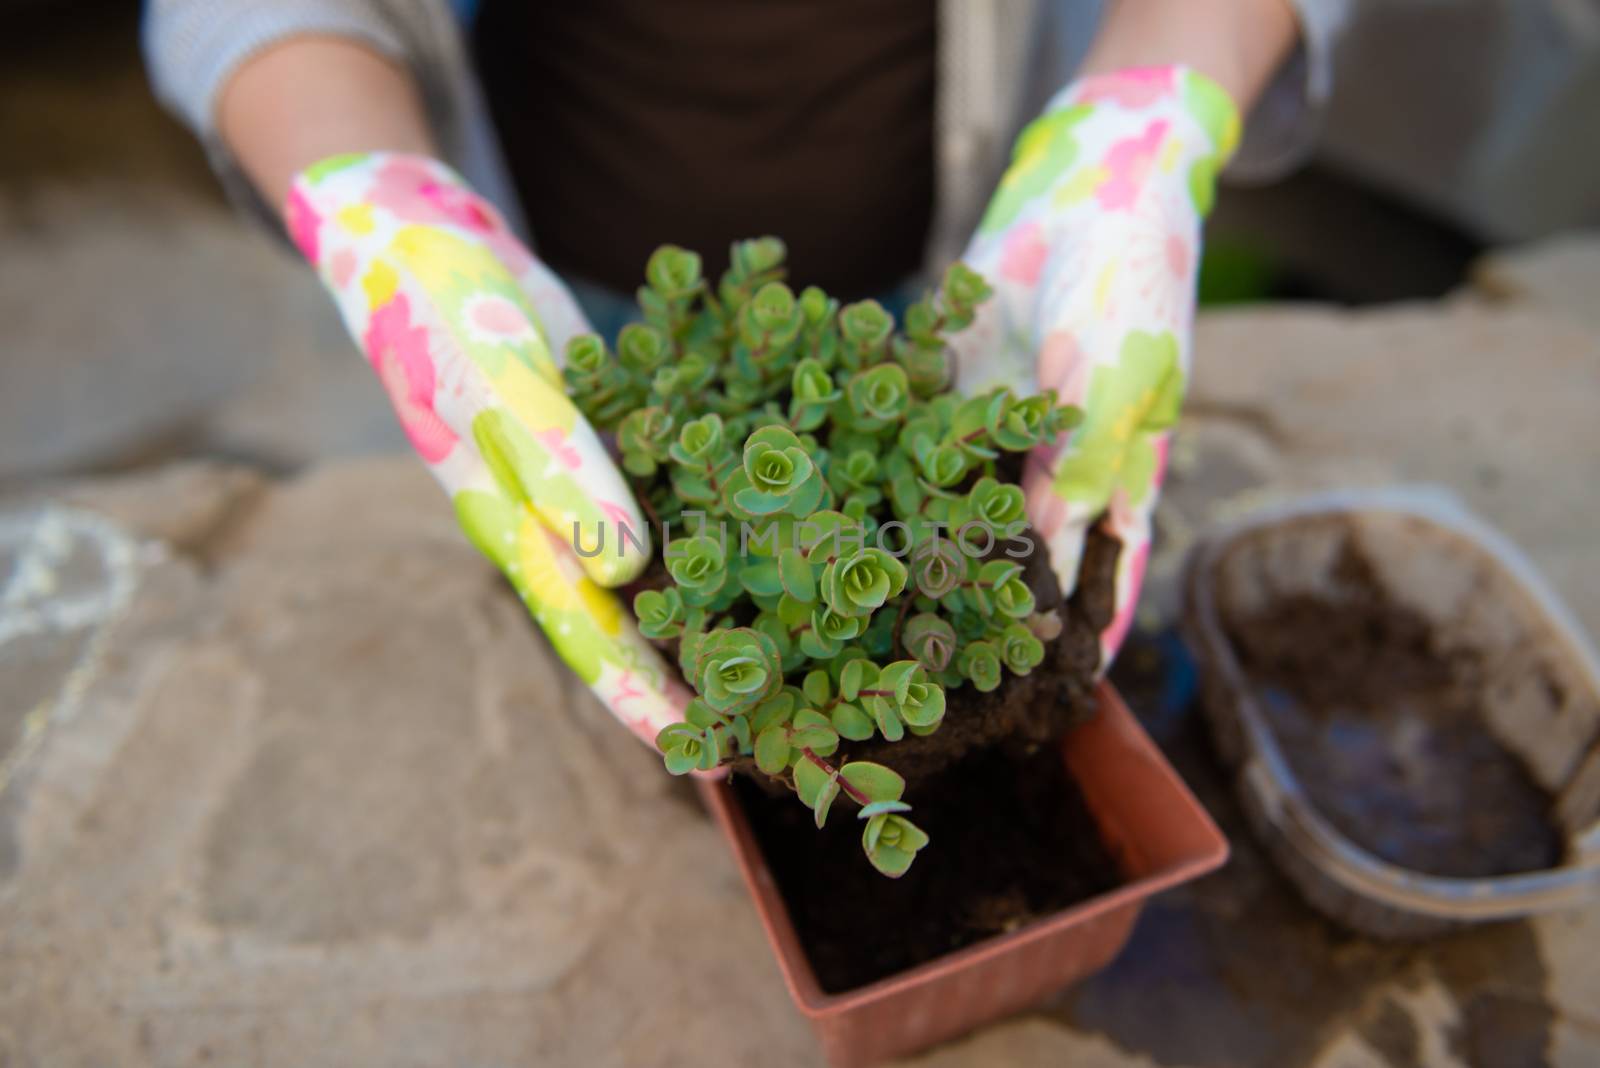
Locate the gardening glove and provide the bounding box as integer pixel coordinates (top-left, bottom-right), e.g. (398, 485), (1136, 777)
(950, 66), (1240, 667)
(286, 152), (692, 743)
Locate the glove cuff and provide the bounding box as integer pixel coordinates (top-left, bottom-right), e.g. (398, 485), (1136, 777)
(285, 151), (527, 272)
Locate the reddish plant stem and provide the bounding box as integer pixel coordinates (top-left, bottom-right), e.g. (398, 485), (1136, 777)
(633, 485), (662, 541)
(701, 457), (724, 494)
(891, 593), (913, 659)
(801, 748), (870, 805)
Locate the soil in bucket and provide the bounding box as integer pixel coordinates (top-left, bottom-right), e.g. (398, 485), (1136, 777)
(1218, 537), (1565, 879)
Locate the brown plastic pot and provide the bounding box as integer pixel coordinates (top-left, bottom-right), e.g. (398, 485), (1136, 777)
(697, 681), (1228, 1067)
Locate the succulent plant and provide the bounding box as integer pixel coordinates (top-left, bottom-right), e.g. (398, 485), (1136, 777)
(566, 239), (1081, 877)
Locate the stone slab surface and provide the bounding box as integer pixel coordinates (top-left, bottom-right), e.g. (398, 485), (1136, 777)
(3, 241), (1598, 1065)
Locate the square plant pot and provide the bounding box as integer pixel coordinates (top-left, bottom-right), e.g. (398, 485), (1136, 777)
(697, 681), (1228, 1067)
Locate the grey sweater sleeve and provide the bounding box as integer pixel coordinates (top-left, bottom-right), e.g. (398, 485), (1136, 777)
(1228, 0), (1354, 181)
(143, 0), (414, 140)
(141, 0), (520, 232)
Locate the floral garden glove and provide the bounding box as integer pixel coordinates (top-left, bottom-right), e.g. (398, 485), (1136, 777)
(286, 153), (691, 742)
(951, 66), (1240, 666)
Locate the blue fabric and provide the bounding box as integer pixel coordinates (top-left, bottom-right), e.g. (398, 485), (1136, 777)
(564, 276), (642, 346)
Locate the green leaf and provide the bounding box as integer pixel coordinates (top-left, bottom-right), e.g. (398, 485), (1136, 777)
(728, 713), (752, 753)
(754, 724), (791, 775)
(902, 613), (956, 672)
(789, 708), (838, 753)
(959, 639), (1003, 692)
(693, 627), (782, 714)
(793, 756), (832, 809)
(798, 628), (840, 660)
(1001, 622), (1047, 674)
(813, 778), (841, 829)
(778, 547), (816, 602)
(820, 548), (907, 617)
(645, 244), (703, 298)
(857, 799), (912, 819)
(831, 702), (875, 741)
(845, 364), (911, 427)
(750, 692), (795, 733)
(617, 322), (671, 373)
(839, 762), (905, 803)
(634, 587), (685, 640)
(668, 413), (725, 467)
(867, 845), (914, 876)
(801, 669), (832, 708)
(898, 680), (946, 730)
(733, 486), (790, 516)
(738, 560), (784, 597)
(776, 593), (812, 628)
(839, 659), (876, 701)
(877, 661), (919, 705)
(664, 748), (700, 776)
(861, 813), (929, 877)
(871, 699), (905, 742)
(683, 699), (718, 730)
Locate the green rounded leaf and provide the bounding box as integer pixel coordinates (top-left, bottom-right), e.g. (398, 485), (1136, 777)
(778, 547), (817, 602)
(839, 762), (905, 804)
(958, 639), (1003, 692)
(846, 364), (910, 426)
(830, 702), (875, 741)
(839, 300), (893, 349)
(903, 613), (956, 672)
(617, 322), (671, 373)
(857, 799), (912, 819)
(909, 539), (964, 600)
(668, 413), (725, 467)
(793, 756), (833, 809)
(635, 587), (686, 640)
(755, 724), (791, 775)
(802, 669), (832, 708)
(666, 535), (727, 593)
(862, 813), (928, 877)
(646, 244), (703, 297)
(1001, 622), (1047, 674)
(821, 548), (908, 617)
(839, 658), (876, 701)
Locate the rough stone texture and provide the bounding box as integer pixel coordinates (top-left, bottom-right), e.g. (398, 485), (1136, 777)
(4, 235), (1599, 1066)
(1177, 261), (1600, 641)
(0, 461), (817, 1067)
(1473, 232), (1600, 329)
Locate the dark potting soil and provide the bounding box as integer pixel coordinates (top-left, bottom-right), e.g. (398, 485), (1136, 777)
(1219, 539), (1564, 879)
(736, 741), (1123, 993)
(636, 518), (1127, 991)
(731, 525), (1125, 993)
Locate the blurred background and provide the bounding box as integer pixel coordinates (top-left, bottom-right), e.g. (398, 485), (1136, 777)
(3, 3), (1600, 1067)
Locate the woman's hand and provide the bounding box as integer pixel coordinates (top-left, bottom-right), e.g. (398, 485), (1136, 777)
(289, 153), (693, 744)
(950, 66), (1243, 666)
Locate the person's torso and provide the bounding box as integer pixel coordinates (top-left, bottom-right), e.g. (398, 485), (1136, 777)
(473, 0), (937, 298)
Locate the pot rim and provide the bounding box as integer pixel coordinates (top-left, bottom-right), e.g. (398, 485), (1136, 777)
(698, 682), (1228, 1019)
(1183, 487), (1600, 921)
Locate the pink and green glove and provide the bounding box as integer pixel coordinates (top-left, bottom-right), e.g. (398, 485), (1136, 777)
(951, 66), (1240, 666)
(286, 153), (692, 742)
